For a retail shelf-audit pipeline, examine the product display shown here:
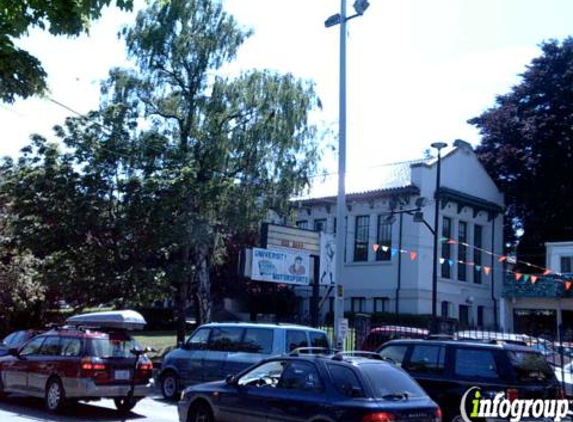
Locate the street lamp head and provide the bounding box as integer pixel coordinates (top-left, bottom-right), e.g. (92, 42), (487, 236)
(412, 211), (425, 223)
(430, 142), (448, 151)
(325, 13), (342, 28)
(353, 0), (370, 15)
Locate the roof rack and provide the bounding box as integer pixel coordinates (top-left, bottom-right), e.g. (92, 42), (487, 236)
(289, 347), (337, 356)
(332, 351), (392, 363)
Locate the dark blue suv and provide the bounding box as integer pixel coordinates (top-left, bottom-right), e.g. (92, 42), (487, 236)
(178, 351), (441, 422)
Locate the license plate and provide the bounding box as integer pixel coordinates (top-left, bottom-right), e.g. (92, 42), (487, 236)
(115, 370), (130, 380)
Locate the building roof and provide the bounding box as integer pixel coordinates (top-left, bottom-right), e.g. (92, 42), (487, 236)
(297, 158), (430, 203)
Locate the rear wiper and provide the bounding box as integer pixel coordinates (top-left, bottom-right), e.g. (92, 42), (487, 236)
(382, 392), (409, 401)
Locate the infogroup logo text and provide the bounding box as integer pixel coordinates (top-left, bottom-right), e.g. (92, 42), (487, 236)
(460, 387), (569, 422)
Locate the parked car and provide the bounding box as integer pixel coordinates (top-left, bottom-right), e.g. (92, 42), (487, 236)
(0, 330), (41, 357)
(178, 351), (442, 422)
(455, 330), (531, 346)
(0, 310), (154, 413)
(377, 339), (561, 422)
(361, 325), (429, 351)
(159, 322), (330, 400)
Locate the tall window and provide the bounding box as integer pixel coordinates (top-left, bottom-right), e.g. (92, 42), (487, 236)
(441, 301), (450, 317)
(376, 216), (392, 261)
(474, 225), (482, 284)
(441, 217), (452, 278)
(296, 220), (308, 229)
(459, 305), (470, 326)
(314, 219), (326, 233)
(351, 297), (365, 313)
(354, 216), (369, 262)
(561, 256), (573, 273)
(458, 221), (467, 281)
(373, 297), (389, 313)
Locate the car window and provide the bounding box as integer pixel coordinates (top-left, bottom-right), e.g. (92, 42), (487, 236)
(327, 363), (365, 397)
(508, 351), (555, 384)
(38, 336), (61, 356)
(240, 328), (273, 354)
(277, 361), (323, 393)
(3, 332), (19, 346)
(361, 363), (427, 399)
(379, 345), (409, 366)
(286, 330), (308, 352)
(60, 337), (82, 357)
(310, 332), (329, 348)
(186, 327), (210, 350)
(20, 336), (45, 356)
(238, 360), (285, 387)
(88, 334), (139, 358)
(404, 345), (445, 375)
(454, 348), (499, 379)
(209, 326), (243, 351)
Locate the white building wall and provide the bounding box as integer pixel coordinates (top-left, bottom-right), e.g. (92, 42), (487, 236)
(294, 146), (504, 326)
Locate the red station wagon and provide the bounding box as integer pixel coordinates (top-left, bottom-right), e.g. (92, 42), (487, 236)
(0, 311), (154, 413)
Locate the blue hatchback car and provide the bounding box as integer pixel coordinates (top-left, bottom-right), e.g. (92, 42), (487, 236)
(178, 351), (441, 422)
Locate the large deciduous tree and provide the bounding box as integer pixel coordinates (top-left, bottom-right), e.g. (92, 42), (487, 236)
(2, 0), (321, 342)
(105, 0), (321, 341)
(0, 0), (133, 103)
(470, 38), (573, 267)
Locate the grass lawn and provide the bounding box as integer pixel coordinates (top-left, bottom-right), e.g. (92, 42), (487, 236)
(134, 331), (179, 359)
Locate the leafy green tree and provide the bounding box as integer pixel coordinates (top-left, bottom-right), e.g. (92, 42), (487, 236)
(470, 38), (573, 267)
(0, 0), (133, 103)
(103, 0), (321, 341)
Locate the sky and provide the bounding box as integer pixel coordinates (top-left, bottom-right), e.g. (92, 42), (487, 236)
(1, 0), (573, 175)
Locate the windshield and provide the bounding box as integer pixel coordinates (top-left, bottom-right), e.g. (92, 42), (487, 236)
(508, 351), (555, 384)
(361, 364), (427, 399)
(87, 335), (140, 358)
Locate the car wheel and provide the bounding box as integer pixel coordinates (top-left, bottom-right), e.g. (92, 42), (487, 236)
(114, 396), (140, 413)
(188, 402), (214, 422)
(161, 371), (179, 400)
(45, 377), (66, 413)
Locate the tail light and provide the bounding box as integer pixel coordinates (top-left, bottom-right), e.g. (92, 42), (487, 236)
(80, 358), (109, 382)
(506, 389), (519, 402)
(135, 359), (153, 382)
(434, 407), (442, 422)
(362, 412), (395, 422)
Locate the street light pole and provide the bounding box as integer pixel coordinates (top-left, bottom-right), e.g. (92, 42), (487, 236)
(326, 0), (369, 349)
(430, 142), (447, 322)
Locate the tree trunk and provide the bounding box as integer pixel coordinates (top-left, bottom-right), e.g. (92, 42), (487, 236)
(195, 245), (211, 325)
(175, 280), (187, 345)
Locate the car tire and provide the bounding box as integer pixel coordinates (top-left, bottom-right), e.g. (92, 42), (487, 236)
(188, 402), (214, 422)
(114, 396), (140, 413)
(45, 377), (66, 413)
(161, 371), (179, 400)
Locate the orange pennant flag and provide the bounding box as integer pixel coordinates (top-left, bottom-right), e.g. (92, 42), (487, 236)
(531, 276), (538, 284)
(409, 251), (418, 261)
(566, 281), (572, 291)
(515, 273), (522, 281)
(543, 269), (552, 276)
(372, 244), (379, 252)
(447, 239), (457, 245)
(498, 256), (507, 262)
(483, 266), (491, 275)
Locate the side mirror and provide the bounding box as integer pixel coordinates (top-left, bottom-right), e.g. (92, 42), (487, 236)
(181, 342), (191, 350)
(8, 348), (19, 357)
(225, 375), (236, 385)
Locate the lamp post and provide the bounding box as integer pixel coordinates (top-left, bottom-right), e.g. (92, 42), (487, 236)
(430, 142), (447, 322)
(325, 0), (370, 349)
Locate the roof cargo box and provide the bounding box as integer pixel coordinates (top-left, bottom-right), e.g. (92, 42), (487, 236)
(66, 310), (147, 330)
